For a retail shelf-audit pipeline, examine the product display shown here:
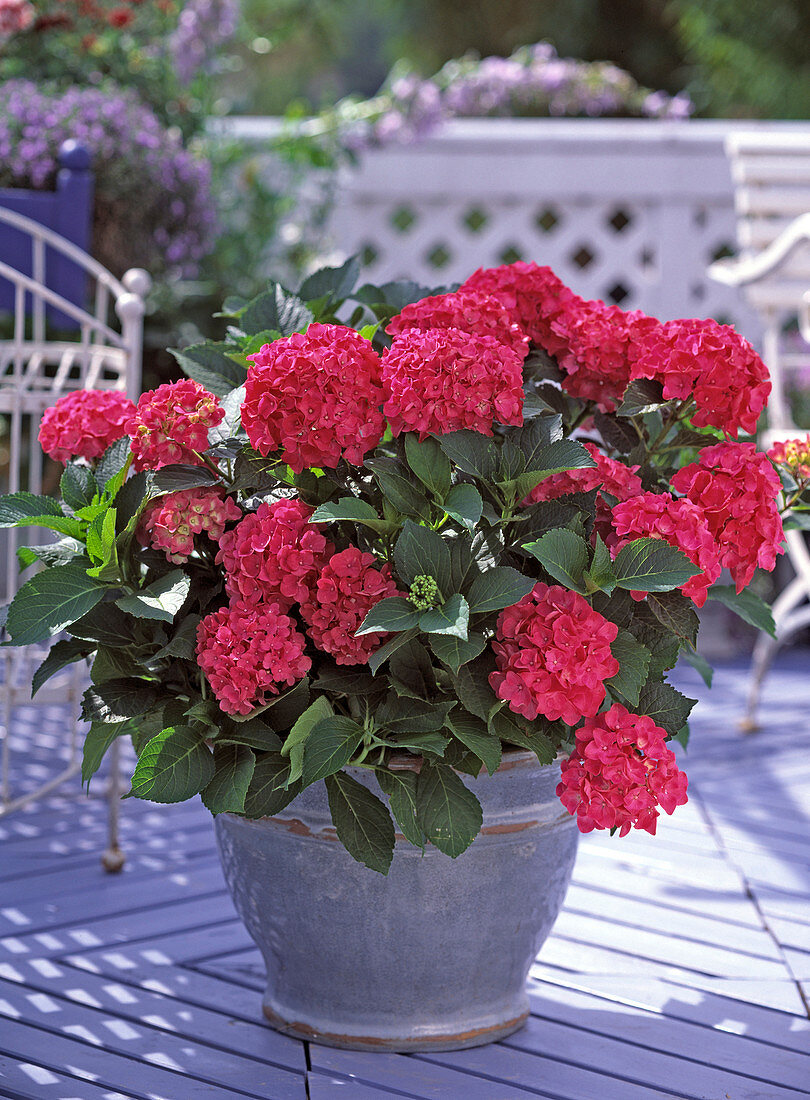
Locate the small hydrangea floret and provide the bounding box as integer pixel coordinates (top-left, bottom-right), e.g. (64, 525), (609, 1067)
(38, 389), (136, 465)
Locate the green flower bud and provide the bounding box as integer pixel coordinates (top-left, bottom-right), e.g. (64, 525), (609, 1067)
(408, 574), (440, 611)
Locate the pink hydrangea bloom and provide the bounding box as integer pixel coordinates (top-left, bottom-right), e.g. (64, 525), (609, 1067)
(38, 389), (136, 464)
(552, 300), (661, 411)
(610, 492), (722, 608)
(382, 327), (524, 438)
(768, 436), (810, 482)
(128, 379), (224, 472)
(460, 261), (577, 356)
(196, 600), (311, 716)
(671, 441), (784, 591)
(629, 317), (771, 437)
(242, 323), (385, 473)
(489, 583), (619, 725)
(557, 703), (688, 836)
(386, 289), (530, 360)
(216, 498), (333, 609)
(0, 0), (34, 39)
(301, 547), (401, 665)
(137, 488), (241, 564)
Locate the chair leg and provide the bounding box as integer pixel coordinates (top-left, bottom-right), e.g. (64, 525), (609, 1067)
(101, 736), (125, 873)
(741, 630), (782, 732)
(741, 574), (810, 731)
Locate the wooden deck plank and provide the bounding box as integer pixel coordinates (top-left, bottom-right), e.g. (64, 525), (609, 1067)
(0, 1054), (138, 1100)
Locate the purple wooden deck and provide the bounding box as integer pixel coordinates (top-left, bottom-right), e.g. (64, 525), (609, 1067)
(1, 656), (809, 1099)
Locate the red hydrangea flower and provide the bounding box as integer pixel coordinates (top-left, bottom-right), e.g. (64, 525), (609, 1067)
(552, 301), (661, 411)
(38, 389), (136, 464)
(557, 703), (688, 836)
(242, 323), (385, 473)
(382, 327), (524, 438)
(216, 498), (333, 609)
(460, 261), (577, 356)
(196, 600), (311, 716)
(128, 379), (224, 472)
(489, 583), (619, 725)
(301, 547), (401, 665)
(768, 435), (810, 482)
(386, 289), (530, 360)
(137, 488), (241, 564)
(610, 492), (722, 607)
(629, 317), (771, 437)
(671, 441), (784, 591)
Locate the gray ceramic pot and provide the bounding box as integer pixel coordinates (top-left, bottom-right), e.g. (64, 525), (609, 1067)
(213, 751), (578, 1052)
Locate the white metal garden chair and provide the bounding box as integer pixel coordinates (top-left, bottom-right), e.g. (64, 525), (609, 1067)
(0, 205), (150, 866)
(707, 132), (810, 727)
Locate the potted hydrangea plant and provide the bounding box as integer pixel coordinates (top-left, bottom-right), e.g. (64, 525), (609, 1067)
(0, 258), (785, 1052)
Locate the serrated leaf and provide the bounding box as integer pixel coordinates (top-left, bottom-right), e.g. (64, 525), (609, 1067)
(706, 585), (776, 637)
(10, 514), (85, 539)
(300, 717), (364, 786)
(5, 563), (105, 646)
(646, 592), (700, 646)
(368, 627), (421, 675)
(606, 629), (652, 707)
(0, 490), (63, 527)
(638, 682), (697, 736)
(128, 726), (214, 803)
(488, 709), (558, 764)
(17, 537), (84, 569)
(442, 483), (483, 530)
(115, 571), (191, 623)
(94, 437), (131, 493)
(613, 538), (699, 592)
(375, 694), (454, 735)
(82, 677), (162, 724)
(326, 771), (395, 874)
(429, 631), (486, 673)
(391, 731), (450, 756)
(393, 520), (453, 597)
(356, 596), (422, 635)
(149, 465), (221, 494)
(365, 457), (430, 518)
(419, 593), (469, 639)
(241, 284), (314, 337)
(510, 415), (564, 468)
(436, 430), (501, 480)
(201, 743), (256, 815)
(243, 752), (300, 817)
(416, 762), (483, 858)
(617, 378), (666, 417)
(311, 497), (391, 533)
(31, 638), (91, 697)
(679, 647), (713, 688)
(170, 342), (247, 396)
(587, 535), (617, 593)
(523, 528), (589, 594)
(446, 712), (502, 776)
(82, 720), (129, 788)
(376, 768), (423, 847)
(281, 696), (333, 785)
(452, 655), (500, 722)
(404, 434), (452, 497)
(465, 566), (535, 614)
(61, 464), (97, 512)
(68, 603), (137, 648)
(510, 439), (596, 500)
(299, 255), (360, 303)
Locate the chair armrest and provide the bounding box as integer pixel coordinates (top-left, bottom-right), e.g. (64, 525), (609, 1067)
(707, 210), (810, 287)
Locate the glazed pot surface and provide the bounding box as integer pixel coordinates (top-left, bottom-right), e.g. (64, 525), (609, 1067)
(214, 751), (578, 1052)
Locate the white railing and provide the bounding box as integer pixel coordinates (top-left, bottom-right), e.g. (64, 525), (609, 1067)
(222, 116), (810, 347)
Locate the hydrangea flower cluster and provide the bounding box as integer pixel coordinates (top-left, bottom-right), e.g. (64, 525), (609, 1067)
(386, 289), (529, 360)
(629, 318), (771, 437)
(196, 600), (311, 716)
(671, 441), (784, 591)
(557, 704), (689, 836)
(137, 487), (241, 564)
(611, 493), (722, 607)
(0, 81), (216, 276)
(242, 324), (385, 473)
(301, 547), (402, 666)
(38, 388), (136, 464)
(768, 436), (810, 482)
(127, 379), (225, 472)
(382, 328), (524, 438)
(489, 583), (619, 725)
(461, 262), (575, 355)
(216, 499), (333, 609)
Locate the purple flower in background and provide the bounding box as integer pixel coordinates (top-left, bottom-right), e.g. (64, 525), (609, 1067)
(169, 0), (240, 87)
(0, 80), (217, 276)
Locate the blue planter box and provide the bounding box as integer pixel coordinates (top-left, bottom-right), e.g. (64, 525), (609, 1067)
(0, 140), (94, 327)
